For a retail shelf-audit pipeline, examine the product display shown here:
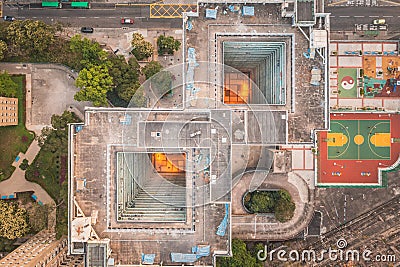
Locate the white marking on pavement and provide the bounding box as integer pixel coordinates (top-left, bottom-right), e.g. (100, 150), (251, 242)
(339, 16), (350, 18)
(354, 16), (364, 18)
(61, 17), (68, 18)
(331, 15), (335, 17)
(369, 15), (379, 17)
(382, 15), (393, 17)
(92, 17), (100, 18)
(108, 17), (116, 18)
(78, 17), (86, 18)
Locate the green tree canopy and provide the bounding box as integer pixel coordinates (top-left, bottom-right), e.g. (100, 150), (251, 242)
(130, 86), (147, 107)
(142, 61), (163, 80)
(117, 80), (141, 102)
(275, 190), (296, 223)
(131, 33), (154, 61)
(74, 64), (113, 106)
(0, 201), (30, 240)
(6, 20), (56, 58)
(0, 40), (7, 61)
(69, 35), (108, 70)
(157, 35), (181, 55)
(247, 191), (276, 213)
(217, 239), (262, 267)
(150, 70), (173, 97)
(243, 190), (295, 222)
(37, 111), (80, 153)
(0, 71), (18, 97)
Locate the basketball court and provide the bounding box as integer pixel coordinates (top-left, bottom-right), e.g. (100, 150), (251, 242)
(317, 113), (400, 186)
(327, 119), (391, 160)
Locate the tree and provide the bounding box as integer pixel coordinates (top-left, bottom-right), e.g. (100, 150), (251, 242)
(0, 201), (30, 240)
(0, 71), (18, 97)
(130, 86), (147, 107)
(37, 111), (80, 153)
(248, 191), (275, 213)
(5, 20), (56, 59)
(157, 35), (181, 55)
(217, 239), (262, 267)
(150, 70), (173, 97)
(69, 35), (108, 70)
(117, 80), (141, 102)
(131, 33), (154, 61)
(275, 190), (295, 223)
(142, 61), (163, 80)
(0, 40), (7, 61)
(75, 64), (113, 106)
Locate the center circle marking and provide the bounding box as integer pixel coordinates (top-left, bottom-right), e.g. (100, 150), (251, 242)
(354, 134), (364, 145)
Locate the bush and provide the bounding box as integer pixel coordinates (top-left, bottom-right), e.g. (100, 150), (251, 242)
(243, 190), (295, 222)
(19, 159), (29, 171)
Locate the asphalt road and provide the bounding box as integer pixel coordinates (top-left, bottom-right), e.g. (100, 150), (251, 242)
(2, 4), (182, 28)
(327, 6), (400, 32)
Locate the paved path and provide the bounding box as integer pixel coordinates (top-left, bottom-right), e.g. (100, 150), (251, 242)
(0, 63), (84, 229)
(231, 171), (315, 240)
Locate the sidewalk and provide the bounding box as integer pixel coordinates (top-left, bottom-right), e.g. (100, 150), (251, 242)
(0, 64), (57, 229)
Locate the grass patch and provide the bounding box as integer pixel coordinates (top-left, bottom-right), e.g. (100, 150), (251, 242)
(0, 75), (35, 181)
(26, 150), (61, 201)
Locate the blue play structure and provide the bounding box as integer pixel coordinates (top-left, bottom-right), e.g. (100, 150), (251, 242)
(119, 114), (132, 125)
(216, 204), (229, 236)
(186, 48), (199, 92)
(15, 155), (20, 162)
(141, 253), (155, 264)
(75, 125), (83, 133)
(192, 245), (210, 258)
(242, 6), (254, 16)
(1, 194), (16, 200)
(171, 253), (198, 263)
(205, 9), (217, 19)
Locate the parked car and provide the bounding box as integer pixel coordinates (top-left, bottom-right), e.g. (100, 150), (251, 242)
(121, 18), (134, 24)
(3, 16), (15, 22)
(80, 27), (94, 33)
(373, 19), (385, 25)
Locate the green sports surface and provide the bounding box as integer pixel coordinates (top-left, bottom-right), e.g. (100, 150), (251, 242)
(328, 120), (391, 160)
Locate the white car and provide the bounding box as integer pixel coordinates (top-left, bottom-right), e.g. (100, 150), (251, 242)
(373, 19), (385, 25)
(121, 18), (134, 24)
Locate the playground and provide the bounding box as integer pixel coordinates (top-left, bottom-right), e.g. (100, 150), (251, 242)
(318, 113), (400, 185)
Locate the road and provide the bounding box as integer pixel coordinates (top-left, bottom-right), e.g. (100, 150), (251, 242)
(2, 4), (182, 28)
(327, 6), (400, 32)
